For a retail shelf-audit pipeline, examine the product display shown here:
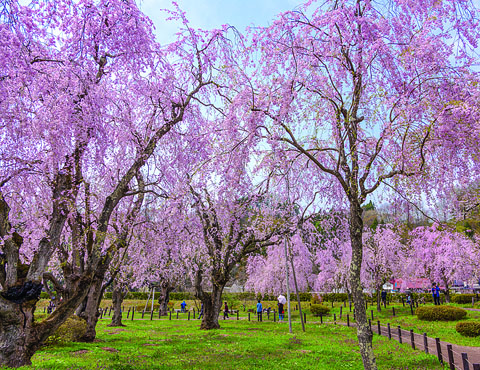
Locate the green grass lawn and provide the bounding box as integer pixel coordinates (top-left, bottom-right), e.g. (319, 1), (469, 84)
(12, 315), (447, 370)
(326, 302), (480, 346)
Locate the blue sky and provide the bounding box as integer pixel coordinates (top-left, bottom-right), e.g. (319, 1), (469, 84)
(138, 0), (301, 44)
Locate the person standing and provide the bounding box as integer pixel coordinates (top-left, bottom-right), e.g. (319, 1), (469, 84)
(198, 303), (204, 319)
(181, 300), (187, 313)
(256, 300), (263, 322)
(277, 301), (284, 321)
(224, 301), (229, 319)
(381, 290), (387, 306)
(432, 283), (440, 305)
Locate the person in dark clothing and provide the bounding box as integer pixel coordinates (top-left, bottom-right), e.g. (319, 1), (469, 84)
(381, 290), (387, 306)
(432, 283), (440, 305)
(277, 302), (284, 321)
(198, 303), (204, 319)
(256, 300), (262, 322)
(224, 301), (229, 319)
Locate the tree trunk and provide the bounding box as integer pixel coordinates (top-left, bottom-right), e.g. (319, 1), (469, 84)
(349, 202), (377, 370)
(0, 276), (92, 368)
(157, 282), (173, 316)
(108, 283), (126, 327)
(77, 275), (104, 342)
(444, 283), (450, 303)
(200, 286), (223, 330)
(0, 298), (38, 367)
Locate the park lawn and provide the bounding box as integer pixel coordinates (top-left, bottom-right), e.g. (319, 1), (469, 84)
(13, 318), (445, 370)
(327, 302), (480, 347)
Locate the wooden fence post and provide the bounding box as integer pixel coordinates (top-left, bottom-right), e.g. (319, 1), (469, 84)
(169, 311), (171, 320)
(435, 338), (443, 364)
(371, 310), (374, 320)
(150, 309), (154, 321)
(131, 308), (134, 321)
(398, 326), (402, 344)
(423, 333), (428, 354)
(461, 353), (469, 370)
(392, 307), (396, 316)
(387, 323), (391, 340)
(410, 329), (415, 350)
(142, 310), (145, 319)
(248, 312), (250, 321)
(346, 314), (349, 327)
(377, 321), (381, 335)
(127, 308), (130, 319)
(447, 344), (455, 370)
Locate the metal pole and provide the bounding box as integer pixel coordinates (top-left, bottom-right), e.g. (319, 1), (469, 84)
(284, 237), (292, 334)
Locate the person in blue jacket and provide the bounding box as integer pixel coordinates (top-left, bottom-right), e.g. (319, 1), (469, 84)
(431, 283), (440, 305)
(256, 300), (263, 322)
(181, 300), (187, 313)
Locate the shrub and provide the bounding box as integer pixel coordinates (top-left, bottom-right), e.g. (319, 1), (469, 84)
(451, 294), (476, 304)
(40, 292), (56, 299)
(456, 321), (480, 337)
(310, 304), (330, 316)
(311, 294), (322, 305)
(416, 305), (467, 321)
(169, 292), (195, 300)
(321, 293), (348, 302)
(136, 304), (160, 312)
(45, 316), (87, 345)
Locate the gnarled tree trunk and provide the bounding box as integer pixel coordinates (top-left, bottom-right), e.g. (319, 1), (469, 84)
(76, 265), (110, 342)
(194, 268), (225, 330)
(108, 282), (126, 327)
(349, 202), (377, 370)
(157, 282), (173, 316)
(0, 275), (92, 368)
(200, 285), (223, 330)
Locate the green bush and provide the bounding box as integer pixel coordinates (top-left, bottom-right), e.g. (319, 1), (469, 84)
(102, 291), (313, 302)
(310, 304), (330, 316)
(169, 292), (195, 300)
(311, 294), (322, 305)
(40, 292), (55, 299)
(456, 321), (480, 337)
(451, 294), (476, 304)
(45, 316), (87, 345)
(136, 304), (160, 312)
(416, 305), (467, 321)
(321, 293), (348, 302)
